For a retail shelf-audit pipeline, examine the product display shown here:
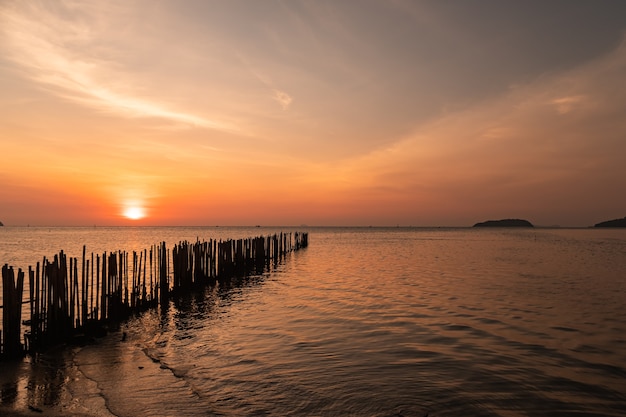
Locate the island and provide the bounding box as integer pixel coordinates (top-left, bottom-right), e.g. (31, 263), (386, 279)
(0, 221), (3, 226)
(594, 217), (626, 227)
(473, 219), (534, 228)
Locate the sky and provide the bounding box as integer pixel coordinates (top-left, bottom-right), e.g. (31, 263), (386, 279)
(1, 0), (625, 227)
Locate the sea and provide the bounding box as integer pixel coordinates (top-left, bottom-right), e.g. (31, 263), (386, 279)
(0, 226), (625, 417)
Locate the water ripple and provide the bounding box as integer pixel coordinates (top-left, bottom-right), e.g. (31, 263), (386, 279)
(53, 228), (626, 416)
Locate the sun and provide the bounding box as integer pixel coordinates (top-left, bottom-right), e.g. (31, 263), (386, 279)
(123, 206), (146, 220)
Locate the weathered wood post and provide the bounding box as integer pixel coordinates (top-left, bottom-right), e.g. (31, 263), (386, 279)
(2, 265), (24, 358)
(159, 242), (168, 304)
(255, 236), (265, 271)
(81, 246), (88, 328)
(45, 253), (71, 345)
(1, 231), (308, 359)
(100, 252), (107, 322)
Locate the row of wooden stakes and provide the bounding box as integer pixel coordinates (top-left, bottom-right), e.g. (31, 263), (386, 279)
(0, 232), (308, 360)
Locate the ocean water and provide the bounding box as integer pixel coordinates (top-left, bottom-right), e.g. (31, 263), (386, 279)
(1, 227), (626, 416)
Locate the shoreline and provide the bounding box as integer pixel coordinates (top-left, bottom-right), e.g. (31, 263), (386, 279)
(0, 343), (116, 417)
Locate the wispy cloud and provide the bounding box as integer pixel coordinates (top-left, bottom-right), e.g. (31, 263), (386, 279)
(550, 95), (586, 115)
(0, 1), (233, 130)
(316, 38), (626, 223)
(273, 89), (293, 110)
(236, 52), (294, 111)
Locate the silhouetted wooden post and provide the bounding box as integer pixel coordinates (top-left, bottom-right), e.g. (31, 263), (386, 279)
(73, 257), (79, 328)
(29, 262), (42, 350)
(150, 246), (155, 303)
(153, 246), (159, 303)
(1, 230), (308, 359)
(100, 252), (107, 322)
(255, 236), (265, 271)
(107, 252), (117, 320)
(95, 255), (100, 321)
(69, 257), (75, 329)
(193, 241), (203, 284)
(45, 252), (71, 345)
(81, 246), (87, 328)
(130, 251), (137, 308)
(123, 251), (129, 312)
(42, 258), (50, 340)
(159, 242), (168, 304)
(27, 265), (35, 352)
(2, 265), (24, 358)
(141, 249), (147, 307)
(90, 253), (95, 321)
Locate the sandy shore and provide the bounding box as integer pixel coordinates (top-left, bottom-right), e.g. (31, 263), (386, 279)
(0, 325), (199, 417)
(0, 343), (116, 417)
(2, 323), (215, 417)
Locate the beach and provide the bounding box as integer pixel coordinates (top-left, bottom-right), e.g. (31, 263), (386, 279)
(0, 342), (115, 417)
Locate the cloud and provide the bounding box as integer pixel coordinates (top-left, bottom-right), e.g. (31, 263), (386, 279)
(550, 95), (586, 115)
(0, 1), (233, 131)
(236, 53), (294, 111)
(318, 38), (626, 224)
(273, 89), (293, 110)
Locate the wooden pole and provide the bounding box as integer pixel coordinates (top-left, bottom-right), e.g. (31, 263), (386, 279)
(2, 265), (24, 358)
(81, 246), (87, 328)
(1, 231), (308, 359)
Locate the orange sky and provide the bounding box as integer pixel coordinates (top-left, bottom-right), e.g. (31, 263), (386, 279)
(1, 1), (625, 227)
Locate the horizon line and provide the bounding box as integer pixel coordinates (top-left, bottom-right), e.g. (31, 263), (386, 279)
(0, 224), (606, 229)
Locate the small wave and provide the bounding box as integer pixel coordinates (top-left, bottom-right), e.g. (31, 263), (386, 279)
(550, 326), (579, 332)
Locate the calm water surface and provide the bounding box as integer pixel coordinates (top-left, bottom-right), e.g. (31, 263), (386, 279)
(1, 227), (625, 416)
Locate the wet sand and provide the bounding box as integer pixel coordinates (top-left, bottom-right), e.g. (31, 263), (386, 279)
(73, 325), (216, 417)
(0, 344), (115, 417)
(1, 324), (210, 417)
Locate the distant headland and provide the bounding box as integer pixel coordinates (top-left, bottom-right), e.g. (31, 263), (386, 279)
(0, 221), (3, 226)
(473, 219), (534, 228)
(594, 216), (626, 228)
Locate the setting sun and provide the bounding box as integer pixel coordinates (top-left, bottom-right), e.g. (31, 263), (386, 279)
(123, 206), (145, 220)
(0, 1), (624, 228)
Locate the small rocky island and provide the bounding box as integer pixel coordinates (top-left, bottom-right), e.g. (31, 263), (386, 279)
(473, 219), (534, 228)
(0, 221), (3, 226)
(594, 217), (626, 227)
